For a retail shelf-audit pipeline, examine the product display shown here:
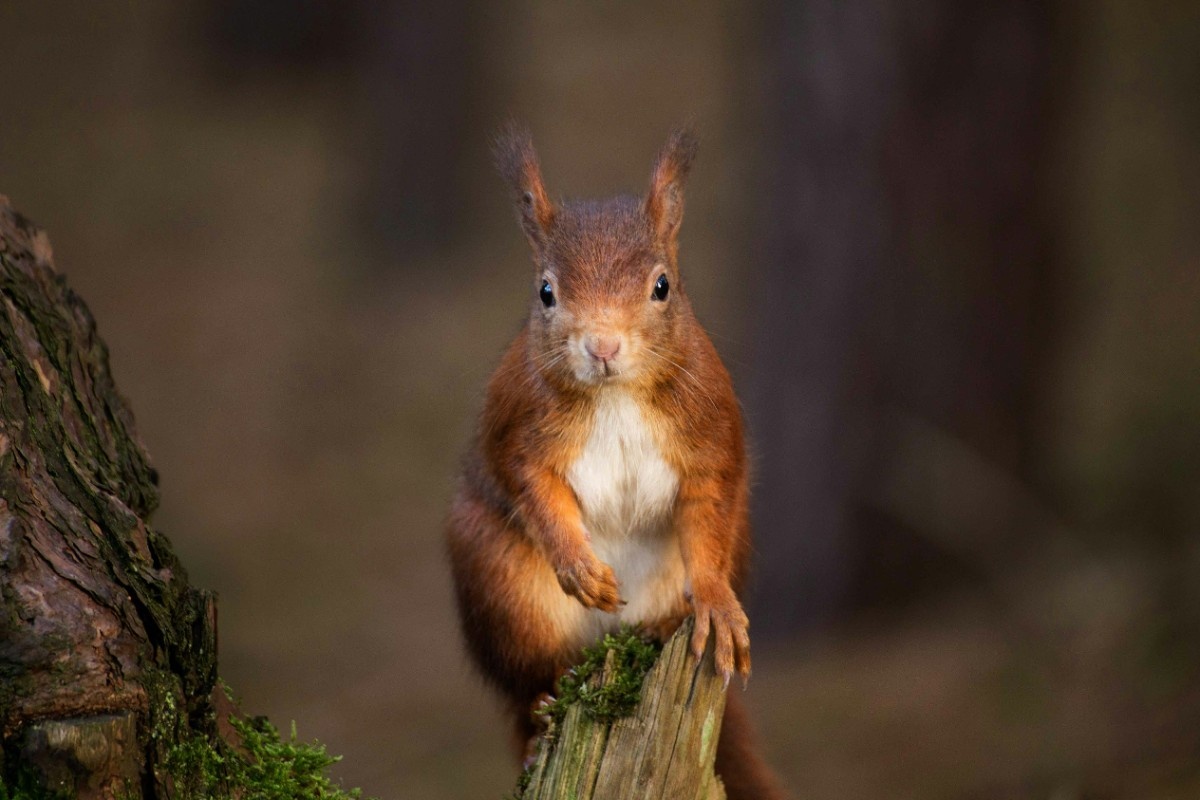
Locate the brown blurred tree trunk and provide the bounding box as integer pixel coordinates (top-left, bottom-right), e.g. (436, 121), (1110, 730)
(749, 1), (1061, 635)
(0, 197), (217, 798)
(357, 0), (484, 258)
(200, 0), (484, 260)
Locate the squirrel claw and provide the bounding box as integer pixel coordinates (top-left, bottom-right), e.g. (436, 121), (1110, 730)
(530, 691), (556, 723)
(690, 591), (751, 688)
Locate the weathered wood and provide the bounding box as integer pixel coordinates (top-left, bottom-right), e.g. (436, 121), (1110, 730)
(18, 714), (142, 797)
(519, 621), (728, 800)
(0, 195), (216, 797)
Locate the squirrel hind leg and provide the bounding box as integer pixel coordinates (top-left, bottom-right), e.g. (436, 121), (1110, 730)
(508, 690), (556, 766)
(518, 691), (558, 768)
(508, 698), (538, 763)
(508, 662), (571, 765)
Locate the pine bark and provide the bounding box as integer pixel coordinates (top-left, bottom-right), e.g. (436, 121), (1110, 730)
(0, 196), (216, 798)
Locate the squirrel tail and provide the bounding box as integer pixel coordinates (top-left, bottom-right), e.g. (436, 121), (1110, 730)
(717, 690), (789, 800)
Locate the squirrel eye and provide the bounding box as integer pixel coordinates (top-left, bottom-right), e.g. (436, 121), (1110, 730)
(539, 279), (556, 308)
(652, 274), (670, 302)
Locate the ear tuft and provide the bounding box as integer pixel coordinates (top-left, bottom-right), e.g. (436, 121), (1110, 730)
(645, 126), (698, 247)
(493, 121), (556, 249)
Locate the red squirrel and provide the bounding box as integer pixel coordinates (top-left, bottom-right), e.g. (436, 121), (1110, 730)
(446, 125), (785, 799)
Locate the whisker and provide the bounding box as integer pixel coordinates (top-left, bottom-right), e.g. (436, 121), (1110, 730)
(643, 346), (718, 412)
(479, 345), (573, 441)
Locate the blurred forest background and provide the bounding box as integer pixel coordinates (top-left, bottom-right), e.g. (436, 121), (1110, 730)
(2, 1), (1199, 797)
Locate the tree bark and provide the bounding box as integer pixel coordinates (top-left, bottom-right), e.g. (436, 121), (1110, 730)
(518, 621), (727, 800)
(0, 196), (217, 798)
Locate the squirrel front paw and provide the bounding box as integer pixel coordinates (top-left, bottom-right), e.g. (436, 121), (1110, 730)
(689, 587), (751, 688)
(553, 550), (622, 612)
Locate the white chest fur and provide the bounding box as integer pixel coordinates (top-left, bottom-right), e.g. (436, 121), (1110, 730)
(566, 390), (683, 626)
(568, 391), (679, 539)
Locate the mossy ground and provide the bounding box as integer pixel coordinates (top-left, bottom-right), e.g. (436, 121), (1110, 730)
(160, 683), (372, 800)
(163, 714), (367, 800)
(0, 681), (371, 800)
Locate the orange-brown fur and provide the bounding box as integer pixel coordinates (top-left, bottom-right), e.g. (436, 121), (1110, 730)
(446, 124), (784, 799)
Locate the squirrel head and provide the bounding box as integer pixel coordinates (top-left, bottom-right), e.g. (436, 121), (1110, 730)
(493, 124), (699, 390)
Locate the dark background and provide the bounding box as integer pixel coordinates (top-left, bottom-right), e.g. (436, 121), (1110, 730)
(2, 1), (1199, 797)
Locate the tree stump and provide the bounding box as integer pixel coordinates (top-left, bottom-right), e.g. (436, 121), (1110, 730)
(518, 621), (728, 800)
(0, 195), (216, 798)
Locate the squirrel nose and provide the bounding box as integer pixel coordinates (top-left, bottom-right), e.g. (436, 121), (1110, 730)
(585, 334), (621, 362)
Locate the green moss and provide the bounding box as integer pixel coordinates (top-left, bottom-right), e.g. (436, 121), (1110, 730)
(509, 630), (660, 797)
(504, 765), (533, 800)
(142, 667), (186, 747)
(162, 685), (371, 800)
(0, 764), (70, 800)
(542, 628), (661, 726)
(3, 677), (365, 800)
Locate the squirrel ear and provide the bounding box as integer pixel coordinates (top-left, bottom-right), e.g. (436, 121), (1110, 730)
(493, 122), (556, 251)
(644, 127), (698, 248)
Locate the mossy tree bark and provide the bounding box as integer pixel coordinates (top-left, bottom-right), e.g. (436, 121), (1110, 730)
(0, 196), (217, 798)
(518, 622), (728, 800)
